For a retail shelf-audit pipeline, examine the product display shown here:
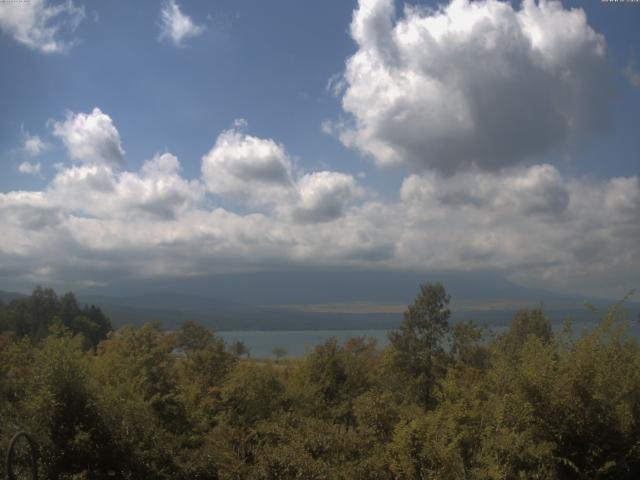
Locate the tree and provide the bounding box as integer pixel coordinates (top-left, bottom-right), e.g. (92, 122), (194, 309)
(219, 363), (285, 428)
(272, 346), (287, 363)
(175, 320), (236, 422)
(229, 340), (250, 358)
(450, 320), (489, 370)
(500, 308), (552, 357)
(24, 324), (120, 479)
(388, 282), (451, 408)
(175, 320), (214, 353)
(0, 288), (111, 348)
(292, 337), (378, 426)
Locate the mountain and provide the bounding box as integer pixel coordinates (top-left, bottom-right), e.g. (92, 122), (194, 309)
(79, 284), (640, 331)
(0, 290), (27, 303)
(5, 269), (636, 331)
(79, 291), (401, 331)
(77, 269), (593, 305)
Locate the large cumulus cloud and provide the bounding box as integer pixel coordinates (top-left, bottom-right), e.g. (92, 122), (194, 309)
(202, 121), (363, 221)
(292, 171), (364, 224)
(52, 108), (126, 167)
(48, 153), (203, 221)
(334, 0), (612, 172)
(202, 121), (297, 208)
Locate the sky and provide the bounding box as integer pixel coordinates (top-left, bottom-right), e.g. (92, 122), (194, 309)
(0, 0), (639, 301)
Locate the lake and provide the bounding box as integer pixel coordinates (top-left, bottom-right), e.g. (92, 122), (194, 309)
(219, 329), (391, 358)
(219, 317), (640, 359)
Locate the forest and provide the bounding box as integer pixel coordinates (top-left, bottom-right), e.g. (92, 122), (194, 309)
(1, 284), (640, 479)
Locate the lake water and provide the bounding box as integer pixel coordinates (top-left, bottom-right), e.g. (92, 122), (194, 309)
(219, 329), (391, 358)
(219, 318), (640, 359)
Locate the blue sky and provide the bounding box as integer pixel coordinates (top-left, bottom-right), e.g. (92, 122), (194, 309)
(1, 0), (376, 193)
(0, 0), (639, 300)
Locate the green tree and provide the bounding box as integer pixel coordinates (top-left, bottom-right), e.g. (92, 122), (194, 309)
(450, 320), (489, 370)
(272, 346), (287, 363)
(500, 308), (552, 357)
(175, 320), (214, 353)
(23, 324), (121, 479)
(229, 340), (250, 358)
(219, 362), (285, 428)
(175, 320), (236, 428)
(291, 337), (378, 427)
(0, 288), (111, 348)
(388, 282), (451, 408)
(91, 323), (187, 478)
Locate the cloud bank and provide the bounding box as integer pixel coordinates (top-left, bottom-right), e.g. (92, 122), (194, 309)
(1, 107), (638, 297)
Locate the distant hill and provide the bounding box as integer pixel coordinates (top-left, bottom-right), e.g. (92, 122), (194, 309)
(0, 290), (27, 303)
(5, 268), (637, 332)
(79, 292), (401, 331)
(72, 268), (637, 332)
(77, 289), (639, 333)
(76, 269), (590, 305)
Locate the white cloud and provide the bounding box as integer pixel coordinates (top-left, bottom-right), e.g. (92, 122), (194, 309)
(0, 191), (64, 231)
(22, 132), (49, 156)
(202, 122), (296, 208)
(159, 0), (204, 47)
(51, 108), (126, 167)
(0, 0), (84, 53)
(291, 171), (363, 223)
(625, 57), (640, 88)
(1, 110), (639, 298)
(333, 0), (612, 172)
(47, 152), (203, 221)
(18, 161), (41, 175)
(396, 166), (640, 295)
(202, 122), (364, 221)
(400, 164), (569, 216)
(1, 153), (638, 297)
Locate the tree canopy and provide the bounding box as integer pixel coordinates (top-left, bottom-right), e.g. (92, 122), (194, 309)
(1, 284), (640, 479)
(0, 287), (111, 348)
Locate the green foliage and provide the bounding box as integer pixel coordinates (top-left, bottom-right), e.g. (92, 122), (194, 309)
(228, 340), (250, 358)
(271, 346), (287, 363)
(290, 336), (378, 426)
(219, 363), (285, 428)
(388, 282), (451, 408)
(1, 285), (640, 479)
(0, 287), (112, 348)
(499, 308), (553, 357)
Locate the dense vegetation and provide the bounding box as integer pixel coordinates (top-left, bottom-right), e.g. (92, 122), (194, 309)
(1, 284), (640, 479)
(0, 287), (111, 349)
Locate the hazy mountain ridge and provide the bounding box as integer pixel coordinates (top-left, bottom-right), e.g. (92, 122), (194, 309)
(0, 290), (27, 303)
(77, 290), (638, 333)
(74, 269), (590, 304)
(4, 271), (637, 332)
(78, 292), (401, 331)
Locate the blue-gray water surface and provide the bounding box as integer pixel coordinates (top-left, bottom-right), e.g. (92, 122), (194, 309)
(219, 329), (391, 358)
(219, 318), (640, 359)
